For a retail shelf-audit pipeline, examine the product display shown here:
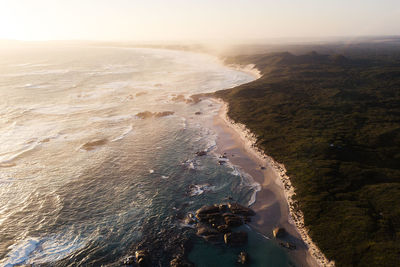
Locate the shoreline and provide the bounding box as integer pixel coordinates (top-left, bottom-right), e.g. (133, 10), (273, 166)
(224, 63), (262, 80)
(211, 97), (334, 267)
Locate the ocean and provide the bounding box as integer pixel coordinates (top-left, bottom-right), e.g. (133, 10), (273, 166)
(0, 45), (293, 266)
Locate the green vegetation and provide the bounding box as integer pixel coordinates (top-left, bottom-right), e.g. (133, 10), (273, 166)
(215, 51), (400, 266)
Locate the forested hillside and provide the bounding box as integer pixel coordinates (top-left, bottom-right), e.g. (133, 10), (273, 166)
(215, 51), (400, 266)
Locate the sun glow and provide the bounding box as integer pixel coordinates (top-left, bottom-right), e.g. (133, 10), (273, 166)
(0, 0), (399, 42)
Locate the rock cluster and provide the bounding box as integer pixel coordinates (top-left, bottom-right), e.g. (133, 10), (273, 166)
(194, 203), (255, 246)
(123, 203), (255, 266)
(123, 226), (194, 267)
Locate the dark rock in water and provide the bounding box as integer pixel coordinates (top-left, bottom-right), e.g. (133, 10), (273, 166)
(217, 224), (231, 234)
(260, 166), (266, 170)
(224, 232), (248, 246)
(195, 213), (208, 222)
(222, 212), (234, 219)
(122, 255), (135, 265)
(172, 94), (186, 102)
(208, 212), (223, 219)
(195, 111), (202, 115)
(194, 203), (256, 246)
(81, 138), (108, 151)
(136, 91), (147, 97)
(273, 227), (286, 238)
(196, 224), (219, 236)
(224, 214), (243, 227)
(237, 251), (249, 265)
(196, 223), (224, 243)
(183, 213), (196, 225)
(136, 111), (174, 119)
(196, 210), (222, 223)
(184, 216), (196, 225)
(136, 111), (154, 119)
(154, 111), (174, 117)
(208, 218), (221, 227)
(228, 203), (256, 216)
(135, 250), (150, 266)
(170, 256), (195, 267)
(189, 93), (207, 104)
(195, 151), (207, 156)
(218, 204), (228, 212)
(196, 205), (220, 216)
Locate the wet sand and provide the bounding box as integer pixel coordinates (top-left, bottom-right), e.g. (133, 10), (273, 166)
(211, 99), (327, 267)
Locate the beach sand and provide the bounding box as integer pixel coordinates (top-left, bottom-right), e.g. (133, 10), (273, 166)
(211, 99), (334, 267)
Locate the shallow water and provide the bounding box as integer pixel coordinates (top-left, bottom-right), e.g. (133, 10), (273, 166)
(0, 45), (293, 266)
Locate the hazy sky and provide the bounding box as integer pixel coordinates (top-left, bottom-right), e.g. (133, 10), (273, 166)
(1, 0), (399, 42)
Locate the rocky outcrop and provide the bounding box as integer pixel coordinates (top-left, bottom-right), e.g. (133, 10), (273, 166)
(216, 224), (231, 234)
(194, 203), (255, 246)
(224, 232), (248, 246)
(136, 111), (174, 119)
(196, 224), (219, 236)
(196, 205), (220, 216)
(171, 94), (186, 102)
(228, 203), (256, 216)
(223, 213), (243, 227)
(81, 138), (108, 151)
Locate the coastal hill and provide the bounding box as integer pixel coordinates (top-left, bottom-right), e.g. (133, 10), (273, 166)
(214, 51), (400, 266)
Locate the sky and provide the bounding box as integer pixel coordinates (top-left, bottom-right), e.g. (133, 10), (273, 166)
(0, 0), (399, 42)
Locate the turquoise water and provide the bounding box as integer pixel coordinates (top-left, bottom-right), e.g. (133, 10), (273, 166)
(190, 226), (293, 267)
(0, 45), (293, 266)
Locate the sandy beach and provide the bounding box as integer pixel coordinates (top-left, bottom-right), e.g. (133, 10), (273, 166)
(211, 98), (334, 267)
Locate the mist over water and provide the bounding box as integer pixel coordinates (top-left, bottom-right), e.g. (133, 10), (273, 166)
(0, 46), (291, 266)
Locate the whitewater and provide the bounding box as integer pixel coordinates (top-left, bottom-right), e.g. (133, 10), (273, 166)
(0, 45), (292, 266)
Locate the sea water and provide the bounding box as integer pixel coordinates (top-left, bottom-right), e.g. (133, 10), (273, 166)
(0, 45), (293, 266)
